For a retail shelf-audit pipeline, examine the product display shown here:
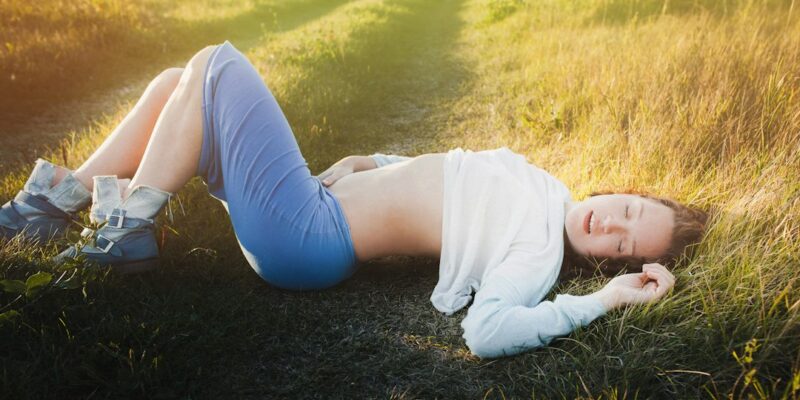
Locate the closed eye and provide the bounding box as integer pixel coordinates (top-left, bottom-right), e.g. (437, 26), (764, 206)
(618, 240), (623, 253)
(625, 205), (629, 218)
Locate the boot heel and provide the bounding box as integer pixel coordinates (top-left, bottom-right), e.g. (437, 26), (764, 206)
(113, 258), (160, 274)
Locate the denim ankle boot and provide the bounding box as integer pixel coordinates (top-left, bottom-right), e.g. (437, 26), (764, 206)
(0, 159), (91, 243)
(54, 176), (172, 274)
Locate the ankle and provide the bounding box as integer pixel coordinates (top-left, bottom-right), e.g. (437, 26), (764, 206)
(50, 165), (70, 188)
(119, 179), (132, 201)
(70, 169), (94, 193)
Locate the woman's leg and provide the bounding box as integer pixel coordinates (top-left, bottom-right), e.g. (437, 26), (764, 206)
(0, 67), (188, 243)
(50, 68), (185, 191)
(123, 45), (218, 198)
(52, 45), (219, 271)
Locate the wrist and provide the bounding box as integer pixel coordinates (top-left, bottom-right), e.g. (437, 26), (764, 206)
(590, 287), (618, 311)
(351, 155), (376, 172)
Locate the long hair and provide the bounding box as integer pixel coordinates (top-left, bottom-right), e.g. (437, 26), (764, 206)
(560, 190), (709, 280)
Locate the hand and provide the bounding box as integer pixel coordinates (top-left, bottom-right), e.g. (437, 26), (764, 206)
(316, 156), (359, 187)
(597, 263), (676, 310)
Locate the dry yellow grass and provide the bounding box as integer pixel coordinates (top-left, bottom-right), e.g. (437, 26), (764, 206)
(435, 0), (799, 395)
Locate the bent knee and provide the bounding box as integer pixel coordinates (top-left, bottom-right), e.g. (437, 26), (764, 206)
(150, 67), (184, 89)
(188, 45), (218, 74)
(179, 45), (219, 87)
(168, 45), (219, 100)
(159, 67), (185, 82)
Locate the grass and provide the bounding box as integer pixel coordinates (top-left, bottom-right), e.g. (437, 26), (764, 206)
(1, 0), (800, 398)
(0, 0), (349, 152)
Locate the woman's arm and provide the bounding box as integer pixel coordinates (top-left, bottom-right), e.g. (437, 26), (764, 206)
(317, 153), (412, 187)
(461, 261), (674, 358)
(369, 153), (413, 169)
(461, 259), (607, 358)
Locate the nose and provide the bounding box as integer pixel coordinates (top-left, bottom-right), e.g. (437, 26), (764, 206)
(602, 215), (626, 233)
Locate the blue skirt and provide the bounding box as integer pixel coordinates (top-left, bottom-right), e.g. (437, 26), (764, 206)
(196, 41), (357, 290)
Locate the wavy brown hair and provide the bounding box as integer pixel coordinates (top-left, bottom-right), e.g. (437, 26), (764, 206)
(560, 190), (709, 280)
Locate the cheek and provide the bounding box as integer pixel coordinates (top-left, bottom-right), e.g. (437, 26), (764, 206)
(592, 237), (615, 256)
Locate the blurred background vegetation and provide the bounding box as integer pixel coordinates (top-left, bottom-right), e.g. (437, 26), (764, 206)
(1, 0), (799, 398)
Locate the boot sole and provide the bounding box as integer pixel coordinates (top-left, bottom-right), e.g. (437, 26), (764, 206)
(111, 258), (160, 275)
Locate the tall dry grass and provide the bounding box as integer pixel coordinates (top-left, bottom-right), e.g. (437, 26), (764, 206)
(437, 0), (800, 396)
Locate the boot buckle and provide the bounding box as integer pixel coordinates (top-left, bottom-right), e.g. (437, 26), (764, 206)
(107, 208), (126, 229)
(95, 234), (116, 253)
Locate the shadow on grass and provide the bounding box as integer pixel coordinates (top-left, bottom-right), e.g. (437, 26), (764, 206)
(149, 0), (477, 397)
(183, 0), (483, 397)
(1, 0), (483, 398)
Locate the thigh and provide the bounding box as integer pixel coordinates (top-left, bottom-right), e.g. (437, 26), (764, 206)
(200, 41), (321, 225)
(198, 41), (357, 289)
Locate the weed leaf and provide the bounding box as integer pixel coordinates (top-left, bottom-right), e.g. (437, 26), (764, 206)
(0, 310), (21, 326)
(0, 279), (26, 295)
(25, 272), (52, 297)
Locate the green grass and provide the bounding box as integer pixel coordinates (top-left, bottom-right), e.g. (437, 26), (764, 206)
(2, 0), (800, 398)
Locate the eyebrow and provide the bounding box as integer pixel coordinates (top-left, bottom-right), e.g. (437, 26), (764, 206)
(633, 201), (644, 257)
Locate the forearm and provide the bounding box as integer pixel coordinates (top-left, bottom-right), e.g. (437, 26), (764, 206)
(586, 286), (618, 310)
(369, 153), (413, 168)
(347, 155), (378, 172)
(341, 153), (413, 172)
(462, 292), (608, 358)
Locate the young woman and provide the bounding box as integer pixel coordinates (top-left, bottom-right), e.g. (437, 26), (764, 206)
(0, 42), (707, 358)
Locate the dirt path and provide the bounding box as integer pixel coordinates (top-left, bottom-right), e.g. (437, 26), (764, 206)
(285, 0), (472, 164)
(196, 0), (475, 396)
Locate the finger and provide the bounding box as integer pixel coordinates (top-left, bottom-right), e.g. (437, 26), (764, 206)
(647, 263), (673, 280)
(654, 280), (670, 299)
(644, 268), (662, 281)
(632, 271), (649, 286)
(648, 264), (675, 287)
(647, 272), (673, 299)
(643, 271), (669, 298)
(321, 174), (335, 186)
(324, 170), (347, 186)
(642, 263), (664, 275)
(645, 269), (670, 289)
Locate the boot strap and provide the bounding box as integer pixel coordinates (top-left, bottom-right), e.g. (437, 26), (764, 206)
(95, 234), (116, 253)
(0, 200), (27, 229)
(99, 208), (154, 229)
(14, 191), (71, 220)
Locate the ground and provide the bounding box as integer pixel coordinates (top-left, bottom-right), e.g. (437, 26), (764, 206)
(1, 0), (799, 398)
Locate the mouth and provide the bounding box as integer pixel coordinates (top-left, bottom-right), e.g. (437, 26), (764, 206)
(583, 210), (593, 235)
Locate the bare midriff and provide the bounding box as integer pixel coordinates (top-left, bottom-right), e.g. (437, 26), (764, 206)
(326, 153), (446, 262)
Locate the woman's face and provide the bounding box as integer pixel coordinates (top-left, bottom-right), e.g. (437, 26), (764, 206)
(564, 194), (675, 261)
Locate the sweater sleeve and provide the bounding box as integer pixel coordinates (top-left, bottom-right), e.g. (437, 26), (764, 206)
(369, 153), (412, 168)
(461, 257), (608, 358)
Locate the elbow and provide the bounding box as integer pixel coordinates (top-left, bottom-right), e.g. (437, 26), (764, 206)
(462, 314), (503, 359)
(464, 334), (500, 359)
(464, 326), (493, 358)
(461, 302), (548, 359)
(463, 326), (542, 359)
